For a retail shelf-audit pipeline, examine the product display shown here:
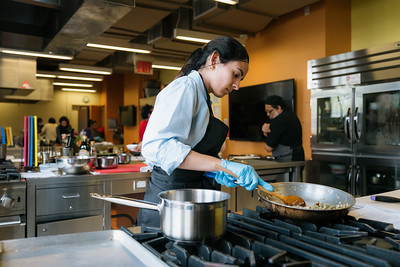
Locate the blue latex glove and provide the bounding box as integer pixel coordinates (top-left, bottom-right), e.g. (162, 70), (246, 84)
(205, 171), (237, 188)
(221, 159), (259, 190)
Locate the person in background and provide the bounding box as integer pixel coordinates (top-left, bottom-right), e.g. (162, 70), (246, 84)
(56, 116), (72, 145)
(139, 36), (273, 228)
(131, 104), (153, 153)
(41, 117), (57, 142)
(37, 118), (44, 134)
(84, 119), (98, 141)
(261, 95), (304, 162)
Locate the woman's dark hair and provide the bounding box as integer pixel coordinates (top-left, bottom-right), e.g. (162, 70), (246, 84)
(265, 95), (287, 110)
(141, 104), (153, 120)
(49, 118), (56, 123)
(176, 36), (249, 78)
(59, 116), (69, 125)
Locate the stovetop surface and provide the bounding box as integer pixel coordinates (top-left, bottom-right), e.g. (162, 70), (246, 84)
(0, 160), (22, 183)
(125, 206), (400, 267)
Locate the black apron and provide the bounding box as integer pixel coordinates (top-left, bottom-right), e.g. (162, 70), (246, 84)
(137, 88), (229, 228)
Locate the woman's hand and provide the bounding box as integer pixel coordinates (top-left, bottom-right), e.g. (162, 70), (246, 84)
(220, 159), (259, 190)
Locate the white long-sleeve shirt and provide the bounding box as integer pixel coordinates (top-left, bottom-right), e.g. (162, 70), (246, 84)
(141, 71), (210, 175)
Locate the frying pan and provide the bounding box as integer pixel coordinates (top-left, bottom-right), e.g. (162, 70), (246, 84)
(257, 182), (356, 223)
(91, 189), (230, 243)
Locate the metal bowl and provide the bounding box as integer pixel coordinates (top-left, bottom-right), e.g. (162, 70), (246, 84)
(95, 156), (118, 169)
(56, 156), (94, 174)
(118, 153), (131, 164)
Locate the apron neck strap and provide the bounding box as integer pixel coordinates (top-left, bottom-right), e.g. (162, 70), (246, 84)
(198, 73), (213, 116)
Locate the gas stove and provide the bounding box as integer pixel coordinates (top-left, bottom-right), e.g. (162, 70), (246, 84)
(124, 207), (400, 267)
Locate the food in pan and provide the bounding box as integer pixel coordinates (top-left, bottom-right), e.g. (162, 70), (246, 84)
(297, 201), (351, 210)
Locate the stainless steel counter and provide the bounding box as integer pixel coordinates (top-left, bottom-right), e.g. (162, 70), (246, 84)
(25, 171), (151, 237)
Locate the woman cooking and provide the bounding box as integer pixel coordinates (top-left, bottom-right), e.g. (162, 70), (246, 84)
(140, 36), (273, 228)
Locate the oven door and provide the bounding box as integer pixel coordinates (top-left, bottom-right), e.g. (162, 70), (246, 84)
(355, 81), (400, 155)
(306, 153), (354, 194)
(311, 87), (353, 153)
(355, 155), (400, 197)
(0, 215), (26, 240)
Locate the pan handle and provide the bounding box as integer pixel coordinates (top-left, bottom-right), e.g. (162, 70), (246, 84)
(90, 193), (159, 211)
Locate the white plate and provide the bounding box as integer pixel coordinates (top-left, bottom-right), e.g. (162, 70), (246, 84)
(126, 144), (138, 151)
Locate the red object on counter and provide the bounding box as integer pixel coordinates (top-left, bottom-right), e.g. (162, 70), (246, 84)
(92, 163), (148, 174)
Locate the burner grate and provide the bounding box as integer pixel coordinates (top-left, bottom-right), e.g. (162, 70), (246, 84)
(130, 207), (400, 266)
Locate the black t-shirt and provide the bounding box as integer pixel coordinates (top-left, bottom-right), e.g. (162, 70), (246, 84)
(266, 109), (303, 148)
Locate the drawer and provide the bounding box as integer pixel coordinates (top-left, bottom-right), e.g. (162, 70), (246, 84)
(36, 184), (103, 216)
(37, 215), (103, 237)
(111, 178), (148, 195)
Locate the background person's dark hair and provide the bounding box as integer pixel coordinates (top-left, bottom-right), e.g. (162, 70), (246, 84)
(176, 36), (249, 78)
(141, 104), (153, 120)
(88, 119), (96, 127)
(49, 117), (56, 123)
(265, 95), (288, 110)
(59, 116), (69, 124)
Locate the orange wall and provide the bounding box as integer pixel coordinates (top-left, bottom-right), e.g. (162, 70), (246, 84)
(221, 0), (351, 160)
(123, 71), (159, 146)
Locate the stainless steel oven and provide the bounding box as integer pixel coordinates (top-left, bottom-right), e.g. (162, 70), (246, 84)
(0, 161), (26, 240)
(310, 86), (353, 153)
(355, 82), (400, 156)
(308, 41), (400, 196)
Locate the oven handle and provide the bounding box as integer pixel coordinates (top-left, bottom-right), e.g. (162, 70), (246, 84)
(355, 166), (361, 197)
(0, 219), (24, 227)
(62, 193), (81, 199)
(354, 106), (360, 142)
(347, 165), (352, 193)
(345, 107), (351, 142)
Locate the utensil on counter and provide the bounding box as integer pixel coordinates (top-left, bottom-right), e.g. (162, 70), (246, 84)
(56, 156), (94, 174)
(215, 163), (305, 206)
(95, 155), (118, 169)
(370, 195), (400, 202)
(257, 182), (356, 223)
(91, 189), (230, 243)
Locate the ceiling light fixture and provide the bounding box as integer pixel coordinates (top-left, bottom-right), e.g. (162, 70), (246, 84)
(57, 75), (103, 82)
(59, 63), (112, 75)
(53, 82), (93, 87)
(174, 29), (220, 44)
(36, 71), (104, 81)
(1, 49), (73, 60)
(87, 43), (151, 54)
(152, 64), (181, 71)
(61, 88), (97, 93)
(214, 0), (239, 5)
(36, 73), (57, 78)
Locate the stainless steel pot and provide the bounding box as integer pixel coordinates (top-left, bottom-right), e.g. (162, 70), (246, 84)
(118, 153), (131, 164)
(257, 182), (356, 223)
(95, 156), (118, 169)
(91, 189), (230, 243)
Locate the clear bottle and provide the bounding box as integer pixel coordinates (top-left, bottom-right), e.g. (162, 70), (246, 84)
(79, 135), (90, 156)
(90, 141), (96, 157)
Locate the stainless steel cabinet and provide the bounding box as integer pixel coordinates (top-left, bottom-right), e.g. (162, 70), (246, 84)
(26, 172), (151, 237)
(37, 215), (103, 237)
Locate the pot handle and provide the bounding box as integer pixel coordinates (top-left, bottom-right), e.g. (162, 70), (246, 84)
(90, 193), (159, 211)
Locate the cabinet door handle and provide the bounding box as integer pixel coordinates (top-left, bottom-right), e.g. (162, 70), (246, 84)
(62, 193), (80, 199)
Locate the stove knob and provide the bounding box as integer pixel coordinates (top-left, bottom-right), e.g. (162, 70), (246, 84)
(1, 194), (14, 208)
